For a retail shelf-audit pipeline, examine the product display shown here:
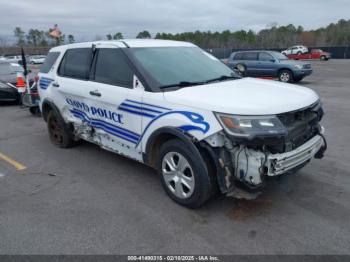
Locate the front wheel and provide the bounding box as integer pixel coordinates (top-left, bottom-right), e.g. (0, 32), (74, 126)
(158, 139), (215, 208)
(278, 70), (294, 83)
(235, 64), (246, 77)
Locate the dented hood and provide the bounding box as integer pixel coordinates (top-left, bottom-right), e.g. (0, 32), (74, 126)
(163, 78), (319, 115)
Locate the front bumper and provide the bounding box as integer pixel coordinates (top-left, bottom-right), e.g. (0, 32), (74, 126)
(294, 69), (313, 77)
(267, 134), (325, 176)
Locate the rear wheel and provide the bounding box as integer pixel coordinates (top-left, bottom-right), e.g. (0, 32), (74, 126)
(158, 139), (215, 208)
(47, 110), (75, 148)
(278, 69), (293, 83)
(320, 55), (328, 61)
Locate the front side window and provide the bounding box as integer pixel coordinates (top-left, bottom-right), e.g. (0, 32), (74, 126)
(58, 48), (91, 79)
(129, 47), (236, 89)
(93, 49), (133, 88)
(259, 52), (274, 61)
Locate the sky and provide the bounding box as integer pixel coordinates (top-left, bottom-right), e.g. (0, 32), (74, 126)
(0, 0), (349, 42)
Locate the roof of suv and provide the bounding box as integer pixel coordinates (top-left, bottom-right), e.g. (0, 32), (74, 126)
(50, 39), (195, 52)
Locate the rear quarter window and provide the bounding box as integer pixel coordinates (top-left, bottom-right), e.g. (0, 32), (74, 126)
(40, 52), (60, 73)
(58, 48), (91, 79)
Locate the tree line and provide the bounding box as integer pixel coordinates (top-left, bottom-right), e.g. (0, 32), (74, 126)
(11, 19), (350, 49)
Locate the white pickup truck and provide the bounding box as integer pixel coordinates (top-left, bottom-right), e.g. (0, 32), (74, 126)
(38, 40), (327, 208)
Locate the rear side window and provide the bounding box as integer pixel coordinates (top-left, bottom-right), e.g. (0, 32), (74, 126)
(40, 52), (60, 73)
(58, 48), (91, 79)
(241, 52), (258, 60)
(93, 48), (133, 88)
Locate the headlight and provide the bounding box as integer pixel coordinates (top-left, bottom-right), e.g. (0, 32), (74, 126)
(294, 64), (303, 70)
(215, 113), (286, 138)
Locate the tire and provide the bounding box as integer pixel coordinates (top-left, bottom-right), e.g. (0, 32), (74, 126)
(297, 51), (302, 55)
(157, 139), (215, 208)
(47, 110), (76, 148)
(235, 64), (246, 77)
(278, 69), (294, 83)
(29, 106), (41, 116)
(320, 56), (328, 61)
(293, 76), (303, 83)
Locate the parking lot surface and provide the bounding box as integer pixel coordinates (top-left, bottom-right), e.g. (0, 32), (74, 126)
(0, 60), (350, 255)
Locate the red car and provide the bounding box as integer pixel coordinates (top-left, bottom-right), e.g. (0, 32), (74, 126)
(286, 49), (331, 61)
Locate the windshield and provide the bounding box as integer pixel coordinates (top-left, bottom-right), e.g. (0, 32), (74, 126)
(10, 64), (24, 73)
(273, 52), (289, 60)
(129, 47), (238, 89)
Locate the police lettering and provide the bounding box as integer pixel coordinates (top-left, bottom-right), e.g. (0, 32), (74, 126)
(66, 98), (123, 124)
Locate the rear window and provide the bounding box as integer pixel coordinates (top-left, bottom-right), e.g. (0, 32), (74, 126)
(58, 48), (91, 79)
(40, 52), (60, 73)
(0, 63), (11, 75)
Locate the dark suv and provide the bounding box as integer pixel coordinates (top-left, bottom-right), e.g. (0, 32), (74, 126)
(227, 50), (313, 83)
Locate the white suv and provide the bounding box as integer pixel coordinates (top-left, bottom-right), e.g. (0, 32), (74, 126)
(38, 40), (326, 208)
(282, 45), (308, 55)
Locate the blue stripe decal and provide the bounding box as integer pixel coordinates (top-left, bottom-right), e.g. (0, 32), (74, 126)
(39, 77), (54, 90)
(125, 99), (171, 111)
(119, 102), (163, 114)
(71, 109), (140, 137)
(118, 107), (156, 118)
(70, 109), (140, 143)
(135, 111), (210, 147)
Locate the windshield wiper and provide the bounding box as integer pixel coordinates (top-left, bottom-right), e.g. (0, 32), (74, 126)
(205, 75), (239, 84)
(159, 81), (204, 89)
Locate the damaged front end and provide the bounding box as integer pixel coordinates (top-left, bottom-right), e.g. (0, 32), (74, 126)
(202, 101), (327, 199)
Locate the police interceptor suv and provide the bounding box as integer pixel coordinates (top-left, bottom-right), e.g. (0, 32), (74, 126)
(38, 40), (327, 208)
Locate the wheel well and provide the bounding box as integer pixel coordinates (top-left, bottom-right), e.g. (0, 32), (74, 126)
(278, 68), (293, 76)
(147, 132), (178, 168)
(42, 101), (53, 122)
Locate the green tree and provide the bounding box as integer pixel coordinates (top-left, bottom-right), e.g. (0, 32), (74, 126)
(113, 32), (123, 40)
(14, 27), (25, 46)
(136, 30), (151, 39)
(68, 34), (75, 44)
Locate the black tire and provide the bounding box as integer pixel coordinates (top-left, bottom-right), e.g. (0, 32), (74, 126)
(29, 106), (41, 116)
(235, 64), (246, 77)
(278, 69), (294, 83)
(157, 139), (215, 208)
(47, 110), (76, 148)
(297, 51), (302, 55)
(320, 56), (328, 61)
(293, 76), (303, 83)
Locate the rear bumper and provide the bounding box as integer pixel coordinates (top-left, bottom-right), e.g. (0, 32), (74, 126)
(267, 134), (325, 176)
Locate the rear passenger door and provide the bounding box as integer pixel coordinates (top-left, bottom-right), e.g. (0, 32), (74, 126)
(241, 52), (258, 76)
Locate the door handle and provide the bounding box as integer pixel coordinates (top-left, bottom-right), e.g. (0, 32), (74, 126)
(89, 90), (101, 97)
(52, 82), (59, 87)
